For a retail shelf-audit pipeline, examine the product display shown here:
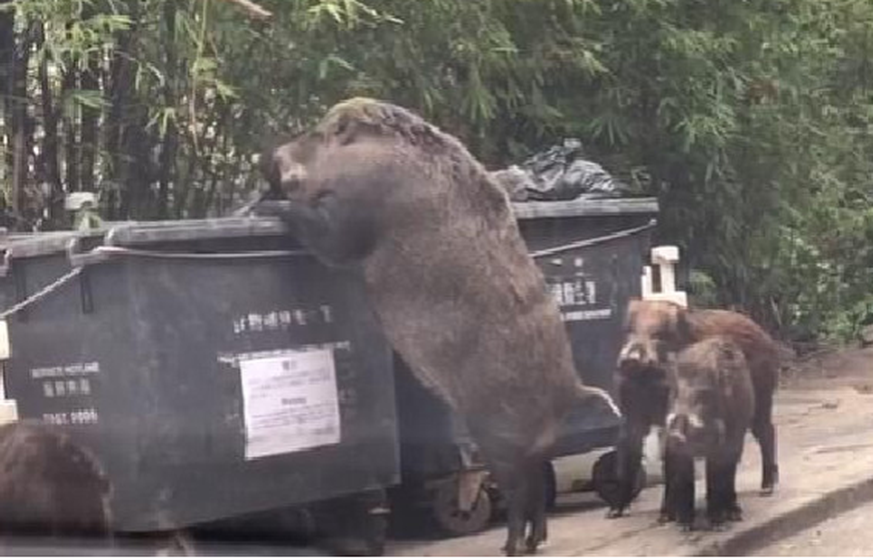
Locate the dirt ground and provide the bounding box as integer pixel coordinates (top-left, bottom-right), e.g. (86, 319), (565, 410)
(780, 343), (873, 392)
(387, 342), (873, 557)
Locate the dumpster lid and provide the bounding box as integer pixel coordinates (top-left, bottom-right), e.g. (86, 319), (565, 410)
(511, 197), (659, 220)
(1, 229), (102, 260)
(0, 217), (289, 259)
(101, 216), (287, 246)
(0, 197), (659, 259)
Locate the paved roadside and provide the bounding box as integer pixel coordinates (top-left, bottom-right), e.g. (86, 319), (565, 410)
(751, 499), (873, 556)
(388, 347), (873, 557)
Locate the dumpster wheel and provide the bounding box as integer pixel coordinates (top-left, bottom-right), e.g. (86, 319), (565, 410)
(591, 450), (646, 506)
(431, 477), (493, 537)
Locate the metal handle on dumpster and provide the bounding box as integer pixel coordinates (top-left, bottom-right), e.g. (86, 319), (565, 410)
(80, 246), (308, 261)
(65, 230), (308, 267)
(528, 219), (657, 260)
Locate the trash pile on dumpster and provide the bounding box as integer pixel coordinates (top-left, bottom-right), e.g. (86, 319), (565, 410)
(490, 138), (632, 202)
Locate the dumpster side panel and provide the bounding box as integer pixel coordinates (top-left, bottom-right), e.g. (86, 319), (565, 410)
(2, 257), (139, 479)
(0, 231), (400, 533)
(113, 255), (399, 530)
(518, 216), (654, 455)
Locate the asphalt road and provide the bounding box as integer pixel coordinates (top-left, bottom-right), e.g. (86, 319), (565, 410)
(753, 501), (873, 556)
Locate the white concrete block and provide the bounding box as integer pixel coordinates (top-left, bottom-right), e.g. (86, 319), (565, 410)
(0, 401), (18, 425)
(651, 245), (679, 264)
(0, 320), (9, 361)
(64, 192), (97, 211)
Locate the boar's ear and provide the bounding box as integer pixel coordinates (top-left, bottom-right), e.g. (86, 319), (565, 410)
(258, 146), (280, 191)
(333, 114), (358, 145)
(333, 113), (380, 146)
(716, 343), (742, 398)
(625, 299), (642, 330)
(674, 305), (693, 345)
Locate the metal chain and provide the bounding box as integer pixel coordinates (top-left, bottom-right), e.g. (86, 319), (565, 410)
(0, 246), (303, 319)
(529, 220), (657, 259)
(0, 267), (83, 320)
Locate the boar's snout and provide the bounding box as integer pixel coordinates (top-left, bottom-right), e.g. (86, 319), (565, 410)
(667, 412), (724, 452)
(264, 143), (309, 198)
(618, 340), (659, 370)
(278, 160), (307, 196)
(667, 413), (688, 444)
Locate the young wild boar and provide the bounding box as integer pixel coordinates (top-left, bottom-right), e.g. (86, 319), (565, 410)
(0, 421), (112, 546)
(260, 98), (619, 556)
(662, 336), (755, 530)
(607, 345), (671, 518)
(609, 299), (779, 518)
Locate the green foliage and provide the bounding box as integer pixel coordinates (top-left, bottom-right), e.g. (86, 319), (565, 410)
(1, 0), (873, 341)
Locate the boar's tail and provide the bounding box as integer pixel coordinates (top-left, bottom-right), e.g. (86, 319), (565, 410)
(573, 382), (622, 419)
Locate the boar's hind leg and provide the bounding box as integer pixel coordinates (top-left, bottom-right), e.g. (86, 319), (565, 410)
(608, 421), (647, 518)
(490, 459), (528, 557)
(489, 454), (549, 556)
(524, 457), (548, 554)
(751, 388), (778, 495)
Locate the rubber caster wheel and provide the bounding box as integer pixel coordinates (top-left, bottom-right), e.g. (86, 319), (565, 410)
(431, 478), (493, 537)
(592, 450), (646, 506)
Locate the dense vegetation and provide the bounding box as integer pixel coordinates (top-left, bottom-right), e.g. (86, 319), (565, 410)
(2, 0), (873, 343)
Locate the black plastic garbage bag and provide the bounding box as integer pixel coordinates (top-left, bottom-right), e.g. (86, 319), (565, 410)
(491, 139), (630, 202)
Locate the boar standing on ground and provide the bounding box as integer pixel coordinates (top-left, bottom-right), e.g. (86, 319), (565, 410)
(0, 421), (112, 545)
(661, 336), (755, 530)
(608, 299), (779, 518)
(608, 336), (672, 518)
(261, 98), (620, 556)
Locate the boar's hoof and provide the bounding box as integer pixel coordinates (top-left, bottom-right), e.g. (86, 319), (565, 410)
(606, 507), (627, 519)
(676, 514), (695, 532)
(658, 510), (676, 524)
(706, 509), (735, 530)
(761, 467), (779, 496)
(727, 505), (744, 522)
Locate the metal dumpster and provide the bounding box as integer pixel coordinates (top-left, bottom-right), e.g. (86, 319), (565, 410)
(0, 218), (399, 536)
(392, 197), (659, 535)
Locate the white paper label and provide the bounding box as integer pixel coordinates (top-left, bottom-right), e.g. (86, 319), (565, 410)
(239, 349), (341, 460)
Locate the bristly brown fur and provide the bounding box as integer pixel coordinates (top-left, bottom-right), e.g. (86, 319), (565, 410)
(611, 299), (780, 520)
(0, 421), (112, 543)
(263, 97), (619, 556)
(663, 336), (755, 529)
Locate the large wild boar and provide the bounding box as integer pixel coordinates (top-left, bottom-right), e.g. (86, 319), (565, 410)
(0, 421), (111, 545)
(260, 98), (619, 555)
(661, 336), (755, 530)
(609, 299), (779, 518)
